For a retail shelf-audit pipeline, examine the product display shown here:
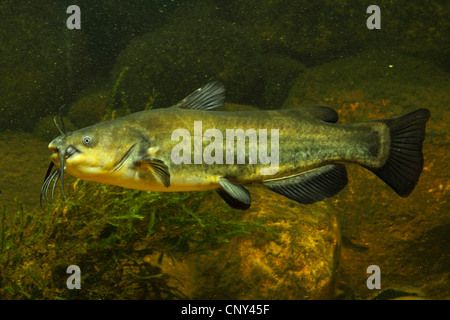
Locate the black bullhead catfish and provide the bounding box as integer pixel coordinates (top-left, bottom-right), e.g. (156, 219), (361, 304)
(41, 81), (430, 210)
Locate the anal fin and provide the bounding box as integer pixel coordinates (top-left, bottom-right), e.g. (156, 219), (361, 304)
(263, 164), (348, 204)
(217, 178), (251, 210)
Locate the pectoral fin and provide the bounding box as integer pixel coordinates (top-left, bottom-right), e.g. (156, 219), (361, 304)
(135, 157), (170, 187)
(216, 178), (251, 210)
(263, 164), (348, 204)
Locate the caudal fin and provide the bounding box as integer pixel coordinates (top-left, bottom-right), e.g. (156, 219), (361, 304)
(368, 108), (430, 197)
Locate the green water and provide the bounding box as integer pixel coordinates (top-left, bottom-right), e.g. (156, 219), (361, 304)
(0, 1), (448, 300)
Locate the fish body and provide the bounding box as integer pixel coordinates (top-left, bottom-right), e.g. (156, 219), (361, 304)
(42, 82), (430, 210)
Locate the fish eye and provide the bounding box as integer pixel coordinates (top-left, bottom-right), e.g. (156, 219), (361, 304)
(82, 136), (92, 145)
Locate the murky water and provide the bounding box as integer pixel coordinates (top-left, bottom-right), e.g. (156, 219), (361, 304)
(0, 1), (448, 300)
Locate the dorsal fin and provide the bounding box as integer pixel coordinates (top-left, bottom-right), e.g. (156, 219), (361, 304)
(172, 81), (225, 111)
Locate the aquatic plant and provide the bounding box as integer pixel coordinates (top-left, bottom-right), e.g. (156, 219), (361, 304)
(145, 88), (159, 111)
(0, 179), (271, 299)
(103, 66), (159, 121)
(104, 66), (130, 121)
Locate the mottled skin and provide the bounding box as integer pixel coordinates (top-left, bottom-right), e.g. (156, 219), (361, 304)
(49, 107), (390, 192)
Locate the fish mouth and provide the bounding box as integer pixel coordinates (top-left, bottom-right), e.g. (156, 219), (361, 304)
(64, 145), (79, 159)
(50, 145), (79, 160)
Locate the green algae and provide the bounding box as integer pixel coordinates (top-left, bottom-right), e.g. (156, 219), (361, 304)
(0, 179), (272, 299)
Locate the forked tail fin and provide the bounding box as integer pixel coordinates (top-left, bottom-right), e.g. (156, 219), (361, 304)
(367, 108), (430, 197)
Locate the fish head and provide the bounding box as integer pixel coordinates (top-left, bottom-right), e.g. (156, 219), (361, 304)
(48, 120), (145, 181)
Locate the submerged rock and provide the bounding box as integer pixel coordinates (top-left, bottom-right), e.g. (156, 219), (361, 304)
(111, 19), (260, 111)
(283, 49), (450, 117)
(283, 48), (450, 299)
(70, 0), (177, 78)
(231, 0), (450, 69)
(0, 1), (92, 131)
(67, 91), (110, 129)
(152, 186), (340, 300)
(111, 11), (303, 111)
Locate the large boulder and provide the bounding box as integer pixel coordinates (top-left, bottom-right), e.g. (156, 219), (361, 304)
(230, 0), (450, 70)
(0, 1), (92, 131)
(67, 90), (110, 129)
(145, 185), (341, 300)
(73, 0), (178, 77)
(188, 186), (340, 300)
(111, 4), (303, 111)
(283, 49), (450, 299)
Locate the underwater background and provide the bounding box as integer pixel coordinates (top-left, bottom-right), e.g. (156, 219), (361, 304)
(0, 0), (448, 299)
